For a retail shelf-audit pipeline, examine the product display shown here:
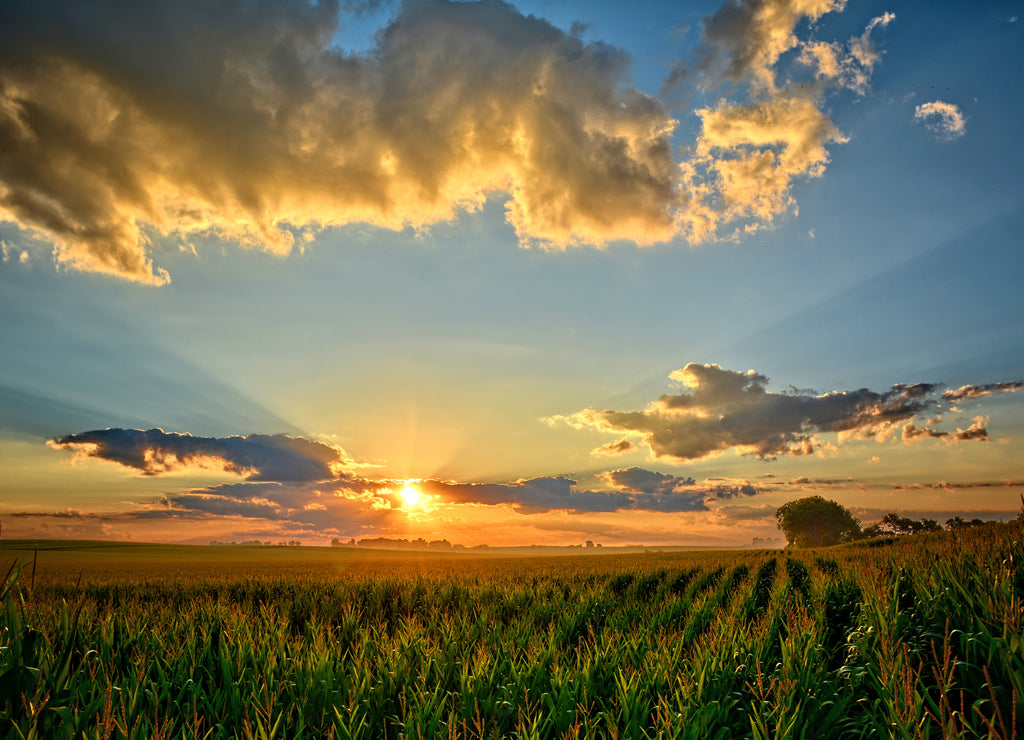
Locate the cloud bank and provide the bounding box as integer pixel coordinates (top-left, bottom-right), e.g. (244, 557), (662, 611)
(549, 363), (1020, 462)
(34, 424), (1024, 544)
(1, 0), (892, 283)
(47, 426), (764, 532)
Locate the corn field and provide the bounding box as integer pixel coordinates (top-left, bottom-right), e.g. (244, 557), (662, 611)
(1, 523), (1022, 738)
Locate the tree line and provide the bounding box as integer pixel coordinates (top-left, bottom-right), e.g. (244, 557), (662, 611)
(775, 495), (1009, 548)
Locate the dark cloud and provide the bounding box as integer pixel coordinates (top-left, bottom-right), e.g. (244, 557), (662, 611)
(421, 476), (623, 514)
(421, 468), (760, 514)
(599, 467), (696, 494)
(551, 363), (1012, 462)
(901, 423), (948, 441)
(49, 428), (353, 481)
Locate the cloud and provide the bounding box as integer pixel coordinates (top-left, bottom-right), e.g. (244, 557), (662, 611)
(671, 2), (893, 241)
(44, 425), (762, 530)
(548, 362), (1015, 462)
(598, 467), (696, 494)
(709, 503), (777, 522)
(892, 479), (1024, 492)
(0, 0), (680, 284)
(49, 428), (357, 481)
(943, 382), (1022, 402)
(684, 94), (846, 238)
(952, 416), (989, 442)
(901, 422), (947, 442)
(591, 438), (637, 456)
(902, 415), (989, 444)
(0, 0), (893, 283)
(677, 0), (842, 92)
(798, 12), (895, 95)
(914, 101), (967, 140)
(138, 479), (395, 533)
(420, 468), (760, 514)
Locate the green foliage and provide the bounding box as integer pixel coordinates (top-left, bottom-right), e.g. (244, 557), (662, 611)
(776, 496), (862, 547)
(2, 523), (1023, 738)
(784, 557), (811, 603)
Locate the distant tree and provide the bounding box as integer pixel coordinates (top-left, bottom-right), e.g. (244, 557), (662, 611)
(880, 513), (940, 535)
(946, 516), (989, 530)
(864, 513), (945, 537)
(776, 496), (862, 548)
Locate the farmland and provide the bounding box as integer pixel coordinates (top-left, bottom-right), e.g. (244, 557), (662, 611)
(2, 524), (1022, 739)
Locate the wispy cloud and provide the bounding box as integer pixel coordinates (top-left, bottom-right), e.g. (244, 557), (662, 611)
(798, 12), (895, 95)
(914, 101), (967, 141)
(547, 363), (1020, 462)
(0, 0), (893, 283)
(591, 438), (637, 456)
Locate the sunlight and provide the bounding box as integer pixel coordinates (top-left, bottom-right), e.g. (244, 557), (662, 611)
(400, 482), (421, 509)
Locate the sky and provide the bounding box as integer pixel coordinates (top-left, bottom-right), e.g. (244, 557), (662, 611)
(1, 0), (1022, 548)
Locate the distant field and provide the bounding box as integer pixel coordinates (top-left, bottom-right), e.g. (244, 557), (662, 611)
(2, 524), (1022, 738)
(0, 539), (739, 584)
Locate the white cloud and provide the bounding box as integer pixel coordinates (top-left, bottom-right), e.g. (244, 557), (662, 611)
(914, 101), (967, 141)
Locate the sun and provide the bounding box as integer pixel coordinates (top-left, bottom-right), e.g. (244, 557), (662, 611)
(399, 482), (421, 508)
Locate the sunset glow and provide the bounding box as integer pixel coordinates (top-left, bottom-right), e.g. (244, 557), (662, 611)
(0, 0), (1021, 548)
(400, 483), (422, 510)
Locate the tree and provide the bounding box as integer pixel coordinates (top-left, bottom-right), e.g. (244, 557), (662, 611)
(862, 513), (945, 538)
(878, 513), (941, 535)
(776, 496), (862, 548)
(945, 517), (985, 530)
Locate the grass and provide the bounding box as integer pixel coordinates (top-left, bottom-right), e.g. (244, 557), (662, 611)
(1, 523), (1022, 738)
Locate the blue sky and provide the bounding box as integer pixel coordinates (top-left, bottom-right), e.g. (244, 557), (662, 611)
(1, 0), (1021, 546)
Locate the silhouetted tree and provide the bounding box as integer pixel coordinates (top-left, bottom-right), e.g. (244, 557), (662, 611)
(776, 496), (862, 548)
(864, 513), (944, 537)
(945, 516), (986, 530)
